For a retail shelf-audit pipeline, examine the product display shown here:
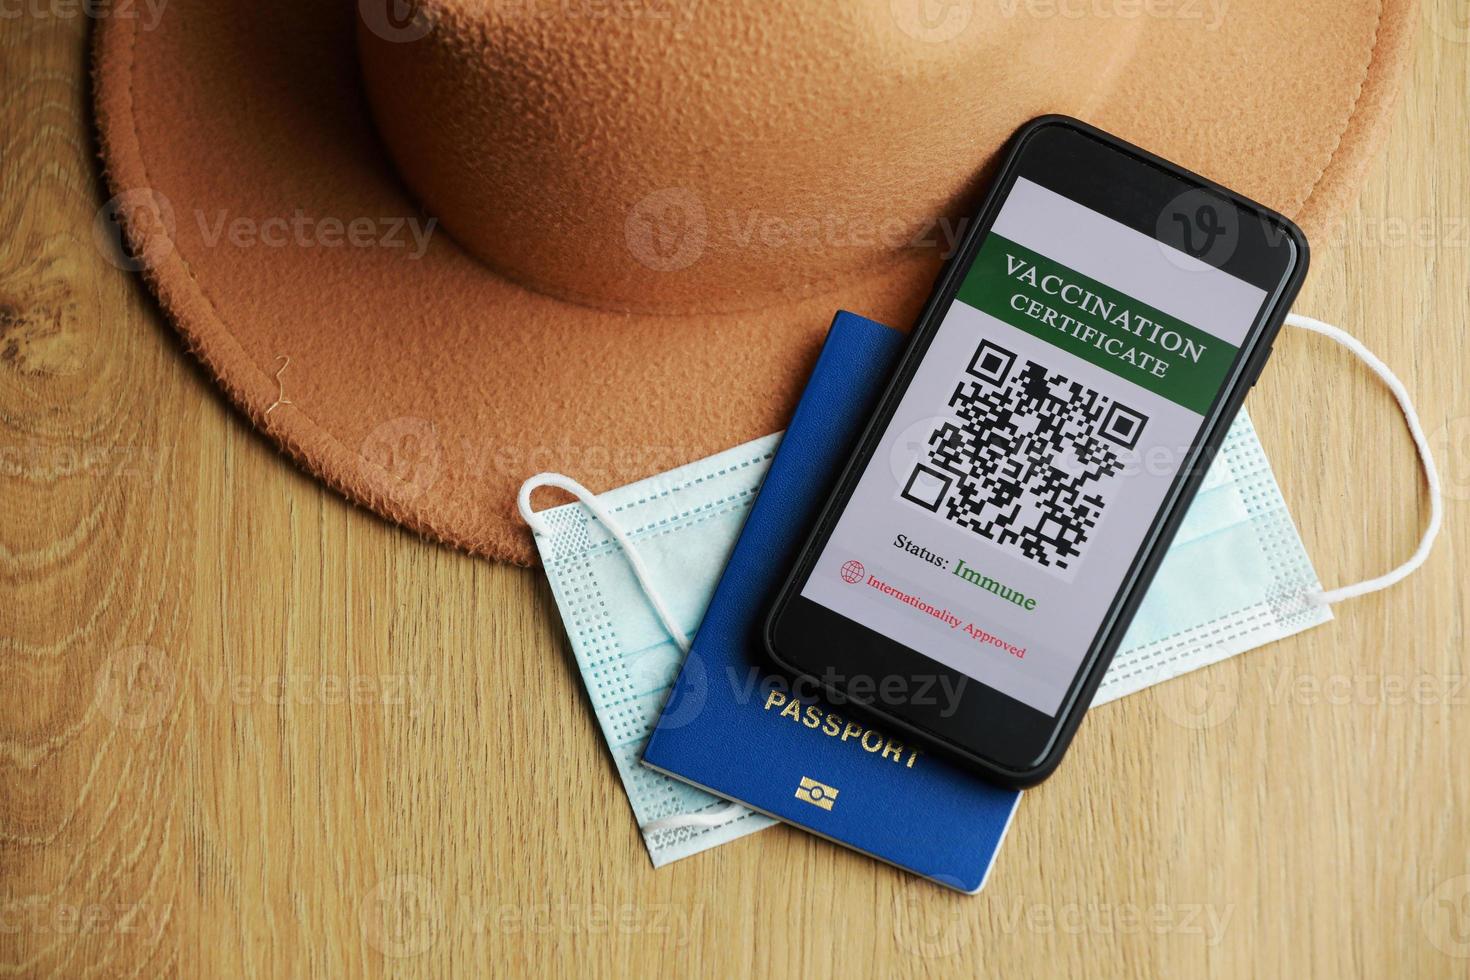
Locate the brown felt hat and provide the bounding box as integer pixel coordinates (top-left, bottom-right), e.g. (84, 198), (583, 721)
(92, 0), (1414, 565)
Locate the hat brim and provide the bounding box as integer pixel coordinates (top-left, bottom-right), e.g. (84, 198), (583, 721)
(92, 0), (1412, 565)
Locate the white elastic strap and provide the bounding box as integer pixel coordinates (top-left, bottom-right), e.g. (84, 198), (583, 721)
(1285, 313), (1443, 606)
(518, 472), (692, 653)
(639, 803), (747, 835)
(517, 472), (747, 835)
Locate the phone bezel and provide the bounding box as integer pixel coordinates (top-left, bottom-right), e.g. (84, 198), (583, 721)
(763, 115), (1309, 787)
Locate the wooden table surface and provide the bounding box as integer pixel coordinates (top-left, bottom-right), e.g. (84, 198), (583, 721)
(3, 7), (1467, 978)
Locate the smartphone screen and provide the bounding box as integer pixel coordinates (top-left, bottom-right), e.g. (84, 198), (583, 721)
(768, 118), (1305, 784)
(800, 174), (1267, 715)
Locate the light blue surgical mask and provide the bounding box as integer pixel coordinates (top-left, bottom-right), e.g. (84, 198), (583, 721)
(520, 437), (784, 865)
(518, 314), (1441, 869)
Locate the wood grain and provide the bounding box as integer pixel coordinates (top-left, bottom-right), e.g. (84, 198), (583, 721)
(2, 7), (1467, 978)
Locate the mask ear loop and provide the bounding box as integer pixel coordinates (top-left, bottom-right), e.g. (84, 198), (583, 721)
(518, 472), (748, 834)
(519, 472), (693, 652)
(1284, 314), (1444, 606)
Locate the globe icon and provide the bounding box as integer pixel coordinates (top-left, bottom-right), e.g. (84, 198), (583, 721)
(840, 560), (865, 584)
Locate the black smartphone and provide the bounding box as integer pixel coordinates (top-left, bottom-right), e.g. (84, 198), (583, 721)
(765, 116), (1307, 788)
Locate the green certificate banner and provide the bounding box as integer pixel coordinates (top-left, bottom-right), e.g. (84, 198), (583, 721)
(956, 235), (1240, 415)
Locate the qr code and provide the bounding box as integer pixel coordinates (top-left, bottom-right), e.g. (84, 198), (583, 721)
(900, 340), (1148, 571)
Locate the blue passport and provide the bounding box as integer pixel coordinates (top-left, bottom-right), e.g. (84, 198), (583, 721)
(643, 311), (1021, 893)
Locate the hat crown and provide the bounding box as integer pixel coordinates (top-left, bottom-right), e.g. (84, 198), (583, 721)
(357, 0), (1142, 313)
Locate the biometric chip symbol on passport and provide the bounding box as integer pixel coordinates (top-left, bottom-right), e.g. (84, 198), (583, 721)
(795, 776), (839, 811)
